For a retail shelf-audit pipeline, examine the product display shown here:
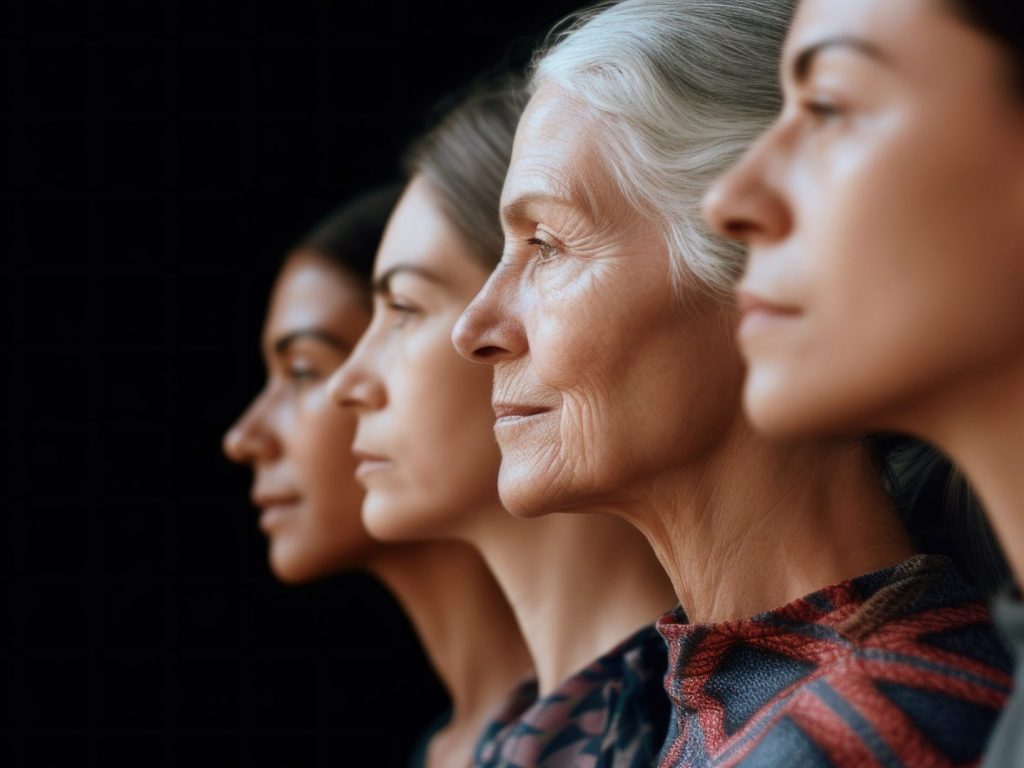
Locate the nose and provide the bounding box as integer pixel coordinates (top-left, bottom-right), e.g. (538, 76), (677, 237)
(223, 390), (280, 465)
(703, 132), (792, 245)
(327, 337), (386, 412)
(453, 264), (527, 365)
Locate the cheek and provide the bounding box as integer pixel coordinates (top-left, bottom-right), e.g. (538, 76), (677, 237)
(271, 393), (370, 577)
(394, 328), (500, 500)
(529, 261), (634, 390)
(294, 391), (360, 503)
(808, 137), (1024, 377)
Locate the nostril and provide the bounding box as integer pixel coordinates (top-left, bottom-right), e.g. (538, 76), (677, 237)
(473, 345), (506, 360)
(723, 218), (756, 241)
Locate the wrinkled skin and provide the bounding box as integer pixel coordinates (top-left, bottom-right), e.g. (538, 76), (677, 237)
(453, 83), (745, 518)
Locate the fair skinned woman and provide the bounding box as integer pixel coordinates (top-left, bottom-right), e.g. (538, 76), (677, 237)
(329, 79), (677, 767)
(453, 2), (1011, 765)
(702, 1), (1024, 763)
(223, 191), (530, 768)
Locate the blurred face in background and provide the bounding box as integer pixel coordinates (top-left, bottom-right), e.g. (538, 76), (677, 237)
(453, 83), (745, 518)
(329, 177), (502, 541)
(223, 251), (373, 583)
(703, 0), (1024, 438)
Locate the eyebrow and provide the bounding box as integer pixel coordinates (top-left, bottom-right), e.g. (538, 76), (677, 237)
(792, 36), (890, 83)
(501, 191), (596, 228)
(372, 264), (446, 295)
(273, 328), (350, 356)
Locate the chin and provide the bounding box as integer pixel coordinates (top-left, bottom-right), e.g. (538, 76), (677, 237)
(744, 369), (879, 442)
(742, 362), (819, 438)
(362, 493), (444, 542)
(269, 548), (318, 585)
(269, 538), (366, 585)
(497, 464), (563, 519)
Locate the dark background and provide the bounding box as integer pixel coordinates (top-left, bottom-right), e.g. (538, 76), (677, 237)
(2, 1), (580, 765)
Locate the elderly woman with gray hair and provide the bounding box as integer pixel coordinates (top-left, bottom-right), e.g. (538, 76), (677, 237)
(455, 1), (1012, 766)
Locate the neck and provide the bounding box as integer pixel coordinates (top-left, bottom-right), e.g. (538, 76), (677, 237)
(367, 541), (531, 760)
(616, 418), (916, 625)
(909, 358), (1024, 588)
(467, 504), (676, 696)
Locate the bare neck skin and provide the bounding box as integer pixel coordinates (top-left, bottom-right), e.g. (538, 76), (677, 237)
(465, 505), (677, 697)
(367, 541), (532, 768)
(907, 357), (1024, 590)
(611, 417), (916, 625)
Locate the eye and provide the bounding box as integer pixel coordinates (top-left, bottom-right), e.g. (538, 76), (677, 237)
(527, 237), (559, 262)
(385, 299), (420, 328)
(801, 99), (844, 125)
(285, 366), (321, 386)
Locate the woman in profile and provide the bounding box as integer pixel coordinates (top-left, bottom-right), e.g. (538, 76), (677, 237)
(223, 190), (531, 767)
(454, 1), (1012, 765)
(703, 1), (1024, 764)
(330, 76), (677, 767)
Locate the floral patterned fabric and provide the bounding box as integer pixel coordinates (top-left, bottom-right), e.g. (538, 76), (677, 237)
(474, 624), (671, 767)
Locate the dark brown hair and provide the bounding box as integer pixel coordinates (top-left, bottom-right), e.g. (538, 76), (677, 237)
(948, 0), (1024, 94)
(296, 184), (403, 306)
(872, 435), (1009, 595)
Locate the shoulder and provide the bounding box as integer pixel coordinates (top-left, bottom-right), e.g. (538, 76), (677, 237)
(752, 595), (1012, 767)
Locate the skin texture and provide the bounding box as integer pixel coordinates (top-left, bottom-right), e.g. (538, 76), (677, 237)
(454, 84), (745, 518)
(224, 251), (373, 583)
(704, 0), (1024, 440)
(703, 0), (1024, 583)
(331, 175), (677, 695)
(329, 176), (504, 543)
(224, 248), (532, 768)
(454, 82), (916, 624)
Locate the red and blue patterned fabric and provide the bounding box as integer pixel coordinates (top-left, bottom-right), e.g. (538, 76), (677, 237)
(657, 555), (1012, 767)
(473, 624), (670, 767)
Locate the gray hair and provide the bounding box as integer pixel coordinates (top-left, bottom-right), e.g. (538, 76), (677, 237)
(531, 0), (796, 296)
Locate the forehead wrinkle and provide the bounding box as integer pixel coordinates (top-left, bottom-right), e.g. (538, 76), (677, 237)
(504, 125), (631, 234)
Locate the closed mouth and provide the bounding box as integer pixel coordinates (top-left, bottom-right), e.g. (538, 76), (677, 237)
(492, 403), (551, 421)
(352, 449), (389, 463)
(252, 492), (301, 511)
(352, 448), (393, 481)
(736, 289), (801, 320)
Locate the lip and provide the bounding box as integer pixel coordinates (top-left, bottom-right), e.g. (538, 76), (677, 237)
(735, 289), (802, 341)
(352, 448), (393, 480)
(492, 402), (552, 425)
(252, 492), (302, 533)
(736, 290), (801, 319)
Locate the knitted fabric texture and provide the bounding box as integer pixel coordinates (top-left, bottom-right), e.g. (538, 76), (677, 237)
(474, 624), (670, 768)
(657, 555), (1012, 767)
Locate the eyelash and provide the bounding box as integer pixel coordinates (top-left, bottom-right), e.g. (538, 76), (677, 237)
(286, 366), (319, 384)
(527, 237), (558, 262)
(385, 299), (419, 327)
(801, 99), (844, 124)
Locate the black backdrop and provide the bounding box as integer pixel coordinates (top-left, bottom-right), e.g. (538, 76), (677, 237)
(2, 1), (581, 765)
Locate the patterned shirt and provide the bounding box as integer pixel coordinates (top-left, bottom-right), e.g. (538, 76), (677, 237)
(474, 624), (670, 767)
(657, 555), (1012, 767)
